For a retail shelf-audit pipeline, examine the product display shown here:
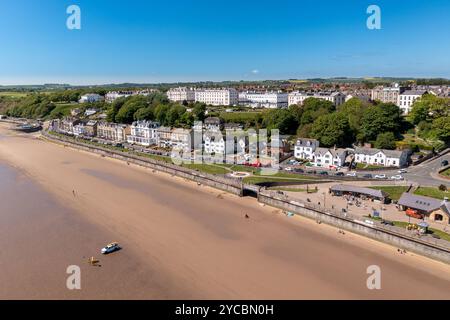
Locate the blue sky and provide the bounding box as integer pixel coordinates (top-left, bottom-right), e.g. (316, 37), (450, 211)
(0, 0), (449, 85)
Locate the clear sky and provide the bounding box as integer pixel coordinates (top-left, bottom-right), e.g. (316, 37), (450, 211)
(0, 0), (449, 85)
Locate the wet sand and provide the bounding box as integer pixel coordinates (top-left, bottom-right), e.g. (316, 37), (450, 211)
(0, 123), (449, 299)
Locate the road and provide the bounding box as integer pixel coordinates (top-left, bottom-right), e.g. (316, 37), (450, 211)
(281, 153), (450, 187)
(403, 154), (450, 186)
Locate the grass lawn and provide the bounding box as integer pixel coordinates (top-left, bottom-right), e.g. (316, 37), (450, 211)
(392, 221), (450, 241)
(441, 168), (450, 177)
(268, 186), (318, 193)
(182, 163), (229, 175)
(133, 152), (173, 163)
(414, 187), (449, 200)
(369, 186), (409, 201)
(46, 103), (78, 119)
(428, 228), (450, 242)
(243, 176), (316, 185)
(356, 163), (385, 170)
(0, 91), (28, 98)
(392, 221), (409, 228)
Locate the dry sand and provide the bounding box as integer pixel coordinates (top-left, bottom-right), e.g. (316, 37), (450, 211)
(0, 123), (449, 299)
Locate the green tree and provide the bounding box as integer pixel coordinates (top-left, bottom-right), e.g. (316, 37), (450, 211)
(338, 97), (369, 136)
(262, 109), (297, 134)
(133, 107), (154, 121)
(192, 102), (207, 122)
(374, 132), (396, 149)
(299, 98), (335, 126)
(106, 97), (127, 122)
(360, 103), (402, 142)
(431, 116), (450, 143)
(310, 112), (352, 147)
(408, 94), (450, 125)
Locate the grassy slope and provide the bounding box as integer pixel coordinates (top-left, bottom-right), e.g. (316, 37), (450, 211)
(414, 187), (449, 200)
(369, 186), (409, 201)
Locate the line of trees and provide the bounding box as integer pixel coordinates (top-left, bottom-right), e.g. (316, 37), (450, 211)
(3, 89), (449, 148)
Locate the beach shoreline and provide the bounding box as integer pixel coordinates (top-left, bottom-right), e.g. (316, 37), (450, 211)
(1, 123), (449, 299)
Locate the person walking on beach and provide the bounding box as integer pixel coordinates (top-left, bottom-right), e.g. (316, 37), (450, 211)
(72, 189), (76, 197)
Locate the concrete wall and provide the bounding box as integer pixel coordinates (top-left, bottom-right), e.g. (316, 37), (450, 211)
(258, 190), (450, 264)
(42, 131), (450, 264)
(42, 132), (243, 196)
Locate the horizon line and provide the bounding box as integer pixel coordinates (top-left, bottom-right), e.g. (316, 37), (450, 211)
(1, 76), (450, 87)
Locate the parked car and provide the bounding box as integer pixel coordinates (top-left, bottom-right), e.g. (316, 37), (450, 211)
(293, 168), (304, 173)
(442, 160), (449, 167)
(101, 242), (121, 254)
(374, 174), (386, 179)
(362, 174), (373, 179)
(319, 171), (329, 176)
(346, 172), (357, 177)
(335, 172), (344, 176)
(390, 174), (404, 180)
(406, 209), (423, 220)
(398, 169), (407, 174)
(381, 220), (394, 226)
(284, 167), (293, 171)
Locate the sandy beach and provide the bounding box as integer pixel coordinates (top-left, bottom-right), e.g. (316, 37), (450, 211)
(0, 122), (449, 299)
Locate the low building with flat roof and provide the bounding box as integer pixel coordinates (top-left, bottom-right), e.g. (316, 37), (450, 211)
(397, 193), (442, 214)
(329, 184), (389, 203)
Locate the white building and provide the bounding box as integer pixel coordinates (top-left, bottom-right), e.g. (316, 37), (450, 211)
(127, 120), (160, 146)
(73, 123), (87, 137)
(167, 87), (195, 103)
(194, 88), (238, 106)
(204, 131), (226, 155)
(84, 108), (99, 116)
(171, 128), (194, 152)
(79, 93), (103, 104)
(105, 91), (133, 103)
(345, 93), (371, 103)
(204, 117), (224, 131)
(105, 89), (157, 103)
(203, 130), (248, 160)
(288, 91), (346, 107)
(294, 138), (320, 160)
(370, 83), (407, 104)
(239, 91), (288, 109)
(97, 122), (129, 142)
(312, 147), (347, 168)
(354, 147), (409, 168)
(397, 90), (427, 114)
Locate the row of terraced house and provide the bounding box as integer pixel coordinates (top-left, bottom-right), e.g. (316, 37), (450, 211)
(49, 117), (290, 161)
(294, 138), (410, 168)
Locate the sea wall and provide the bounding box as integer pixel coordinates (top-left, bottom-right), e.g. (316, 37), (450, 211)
(41, 132), (243, 196)
(258, 189), (450, 264)
(41, 130), (450, 264)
